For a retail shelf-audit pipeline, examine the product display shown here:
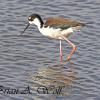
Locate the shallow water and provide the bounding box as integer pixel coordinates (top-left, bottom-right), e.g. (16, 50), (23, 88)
(0, 0), (100, 100)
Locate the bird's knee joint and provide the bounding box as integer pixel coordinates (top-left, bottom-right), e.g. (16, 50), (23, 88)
(73, 45), (77, 51)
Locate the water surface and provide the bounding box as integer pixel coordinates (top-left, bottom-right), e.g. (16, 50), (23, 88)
(0, 0), (100, 100)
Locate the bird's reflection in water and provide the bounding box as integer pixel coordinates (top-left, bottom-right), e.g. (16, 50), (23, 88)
(28, 61), (76, 96)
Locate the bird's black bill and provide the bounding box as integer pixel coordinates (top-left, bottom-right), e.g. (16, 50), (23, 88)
(21, 23), (30, 35)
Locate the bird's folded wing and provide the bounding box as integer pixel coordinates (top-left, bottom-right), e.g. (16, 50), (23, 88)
(45, 17), (85, 28)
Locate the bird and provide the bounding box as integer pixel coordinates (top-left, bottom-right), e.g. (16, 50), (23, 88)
(21, 14), (85, 62)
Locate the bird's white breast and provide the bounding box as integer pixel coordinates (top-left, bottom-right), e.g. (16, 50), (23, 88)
(39, 26), (61, 38)
(38, 26), (73, 39)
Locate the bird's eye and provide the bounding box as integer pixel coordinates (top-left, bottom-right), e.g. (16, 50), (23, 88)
(28, 17), (32, 21)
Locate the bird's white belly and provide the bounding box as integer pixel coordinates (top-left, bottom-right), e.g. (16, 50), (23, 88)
(39, 26), (73, 40)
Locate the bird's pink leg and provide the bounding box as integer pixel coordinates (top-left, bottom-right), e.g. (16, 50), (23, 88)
(60, 40), (63, 62)
(59, 35), (77, 61)
(66, 39), (77, 61)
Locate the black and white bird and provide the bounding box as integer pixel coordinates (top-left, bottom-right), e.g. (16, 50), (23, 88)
(21, 14), (85, 62)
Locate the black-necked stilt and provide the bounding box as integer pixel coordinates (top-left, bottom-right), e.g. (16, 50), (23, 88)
(21, 14), (85, 62)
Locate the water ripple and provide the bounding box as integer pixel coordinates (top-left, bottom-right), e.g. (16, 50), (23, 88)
(0, 0), (100, 100)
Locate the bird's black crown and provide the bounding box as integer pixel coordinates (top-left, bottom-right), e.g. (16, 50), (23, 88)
(28, 14), (44, 28)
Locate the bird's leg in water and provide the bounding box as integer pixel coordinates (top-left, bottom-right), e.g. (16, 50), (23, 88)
(60, 40), (63, 62)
